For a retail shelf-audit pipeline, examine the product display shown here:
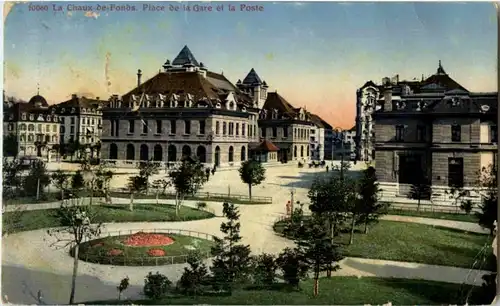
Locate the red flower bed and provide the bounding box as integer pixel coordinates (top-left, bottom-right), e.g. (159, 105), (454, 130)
(92, 242), (104, 248)
(147, 248), (166, 257)
(123, 232), (175, 247)
(107, 249), (123, 256)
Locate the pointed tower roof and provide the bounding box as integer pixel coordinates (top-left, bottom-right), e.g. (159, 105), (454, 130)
(436, 60), (446, 75)
(172, 45), (200, 67)
(242, 68), (263, 85)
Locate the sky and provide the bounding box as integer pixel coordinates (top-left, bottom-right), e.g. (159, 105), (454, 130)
(3, 1), (497, 128)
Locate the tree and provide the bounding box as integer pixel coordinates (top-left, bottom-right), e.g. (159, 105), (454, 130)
(80, 160), (114, 206)
(251, 253), (278, 287)
(3, 157), (22, 198)
(138, 160), (161, 195)
(47, 199), (103, 304)
(2, 205), (25, 236)
(211, 202), (252, 292)
(51, 170), (71, 200)
(152, 178), (170, 196)
(143, 272), (172, 299)
(294, 216), (343, 297)
(117, 276), (130, 301)
(34, 140), (48, 157)
(446, 186), (469, 214)
(169, 158), (207, 218)
(72, 170), (85, 191)
(22, 160), (50, 200)
(128, 175), (147, 211)
(476, 164), (497, 235)
(408, 171), (431, 212)
(276, 247), (308, 289)
(3, 134), (18, 157)
(239, 160), (266, 200)
(177, 252), (210, 295)
(357, 166), (385, 234)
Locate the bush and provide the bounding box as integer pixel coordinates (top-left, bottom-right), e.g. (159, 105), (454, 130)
(143, 272), (171, 299)
(177, 252), (210, 295)
(276, 248), (308, 289)
(460, 200), (473, 215)
(197, 202), (207, 210)
(251, 253), (278, 286)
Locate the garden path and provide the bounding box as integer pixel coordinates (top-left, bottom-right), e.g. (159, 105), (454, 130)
(1, 163), (491, 304)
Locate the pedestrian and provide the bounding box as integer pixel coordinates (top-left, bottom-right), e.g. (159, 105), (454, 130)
(37, 290), (43, 304)
(326, 165), (329, 173)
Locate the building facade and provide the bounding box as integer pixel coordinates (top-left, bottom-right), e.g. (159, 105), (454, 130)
(56, 94), (104, 157)
(332, 127), (356, 160)
(372, 62), (497, 206)
(309, 114), (333, 161)
(3, 94), (60, 159)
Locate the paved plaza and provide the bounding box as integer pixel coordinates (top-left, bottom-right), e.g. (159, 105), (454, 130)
(1, 162), (491, 304)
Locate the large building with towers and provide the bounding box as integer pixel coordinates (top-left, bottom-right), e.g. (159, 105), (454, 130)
(100, 46), (328, 167)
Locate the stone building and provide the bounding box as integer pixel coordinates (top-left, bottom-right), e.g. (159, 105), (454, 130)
(100, 46), (316, 167)
(309, 114), (333, 161)
(372, 62), (497, 206)
(3, 93), (60, 159)
(257, 91), (314, 162)
(333, 127), (356, 160)
(101, 46), (260, 167)
(55, 94), (105, 157)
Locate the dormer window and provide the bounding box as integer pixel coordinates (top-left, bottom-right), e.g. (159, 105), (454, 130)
(22, 113), (27, 120)
(241, 107), (247, 112)
(61, 108), (65, 113)
(215, 102), (221, 109)
(229, 102), (235, 110)
(29, 114), (34, 120)
(46, 115), (51, 121)
(71, 108), (75, 113)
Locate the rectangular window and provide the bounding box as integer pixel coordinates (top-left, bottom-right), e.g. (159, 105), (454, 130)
(223, 122), (227, 135)
(395, 125), (405, 141)
(115, 120), (119, 136)
(451, 125), (461, 142)
(170, 120), (176, 134)
(128, 120), (135, 134)
(448, 158), (464, 187)
(199, 120), (205, 135)
(61, 117), (65, 124)
(242, 123), (246, 137)
(111, 121), (115, 137)
(70, 126), (75, 134)
(491, 125), (498, 143)
(272, 127), (277, 138)
(184, 120), (191, 134)
(70, 117), (75, 124)
(416, 125), (426, 142)
(156, 120), (162, 134)
(229, 123), (233, 135)
(142, 120), (148, 134)
(236, 123), (239, 136)
(283, 127), (289, 138)
(253, 125), (256, 137)
(216, 121), (220, 135)
(261, 127), (267, 137)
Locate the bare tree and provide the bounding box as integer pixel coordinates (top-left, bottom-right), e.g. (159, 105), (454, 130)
(46, 199), (103, 304)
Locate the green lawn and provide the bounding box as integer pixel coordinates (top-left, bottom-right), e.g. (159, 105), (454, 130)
(274, 219), (493, 270)
(388, 208), (478, 223)
(77, 233), (215, 266)
(3, 191), (270, 205)
(3, 204), (214, 234)
(88, 277), (489, 305)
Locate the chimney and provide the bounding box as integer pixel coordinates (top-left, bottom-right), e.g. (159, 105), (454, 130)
(383, 84), (393, 112)
(72, 94), (77, 99)
(137, 69), (142, 88)
(96, 97), (100, 100)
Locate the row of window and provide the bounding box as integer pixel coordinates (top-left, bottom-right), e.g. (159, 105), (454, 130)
(61, 117), (101, 126)
(395, 124), (498, 143)
(260, 127), (310, 139)
(19, 113), (59, 122)
(109, 143), (247, 164)
(8, 123), (58, 133)
(19, 134), (58, 143)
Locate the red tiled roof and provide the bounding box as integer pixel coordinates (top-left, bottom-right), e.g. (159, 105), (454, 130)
(258, 139), (279, 152)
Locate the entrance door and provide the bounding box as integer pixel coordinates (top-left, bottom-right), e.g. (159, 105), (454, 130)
(214, 146), (220, 167)
(398, 154), (423, 196)
(448, 158), (464, 187)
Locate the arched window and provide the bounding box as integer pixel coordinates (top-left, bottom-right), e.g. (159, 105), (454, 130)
(228, 146), (234, 162)
(216, 121), (220, 135)
(109, 143), (118, 159)
(140, 144), (149, 161)
(153, 144), (163, 161)
(214, 146), (221, 166)
(28, 124), (34, 131)
(20, 135), (26, 142)
(20, 124), (26, 131)
(196, 145), (206, 163)
(28, 134), (34, 142)
(168, 145), (177, 162)
(52, 135), (57, 142)
(241, 146), (246, 161)
(126, 144), (135, 160)
(182, 145), (191, 157)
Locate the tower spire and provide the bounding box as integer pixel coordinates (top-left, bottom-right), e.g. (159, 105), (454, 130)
(37, 83), (40, 95)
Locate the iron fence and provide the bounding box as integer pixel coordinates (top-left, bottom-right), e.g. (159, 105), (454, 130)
(78, 228), (217, 266)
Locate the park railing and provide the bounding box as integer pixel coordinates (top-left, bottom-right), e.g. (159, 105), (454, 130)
(78, 228), (217, 266)
(107, 188), (273, 204)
